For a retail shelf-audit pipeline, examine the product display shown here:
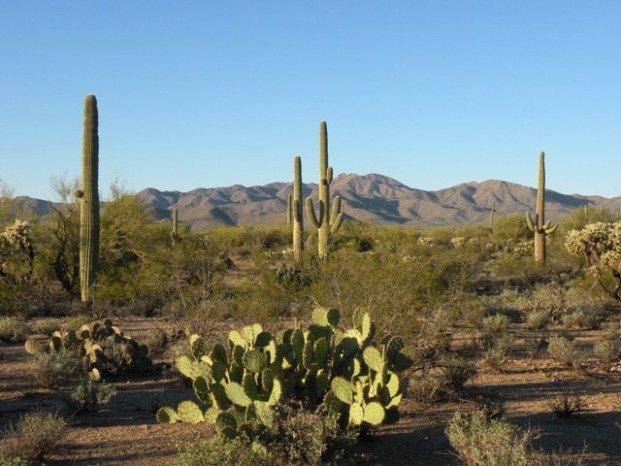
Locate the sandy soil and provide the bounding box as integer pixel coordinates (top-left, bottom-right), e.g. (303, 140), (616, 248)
(1, 317), (620, 465)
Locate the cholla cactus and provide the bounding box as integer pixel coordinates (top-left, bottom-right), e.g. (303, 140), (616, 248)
(451, 237), (465, 248)
(514, 239), (534, 256)
(417, 236), (434, 247)
(0, 219), (34, 281)
(565, 222), (621, 299)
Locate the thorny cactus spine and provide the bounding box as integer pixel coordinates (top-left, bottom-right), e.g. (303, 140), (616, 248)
(291, 156), (304, 262)
(305, 121), (343, 260)
(76, 95), (100, 303)
(525, 151), (558, 262)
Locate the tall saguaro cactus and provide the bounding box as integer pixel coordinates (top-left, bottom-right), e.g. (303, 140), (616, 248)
(287, 156), (304, 261)
(305, 121), (343, 260)
(489, 201), (496, 233)
(525, 151), (558, 262)
(75, 95), (100, 302)
(171, 208), (180, 246)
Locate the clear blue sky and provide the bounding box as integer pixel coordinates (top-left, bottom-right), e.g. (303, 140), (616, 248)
(1, 1), (619, 200)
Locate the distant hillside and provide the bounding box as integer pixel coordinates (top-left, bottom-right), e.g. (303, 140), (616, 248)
(11, 174), (621, 231)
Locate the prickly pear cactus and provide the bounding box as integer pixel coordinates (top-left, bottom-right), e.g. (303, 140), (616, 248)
(158, 325), (284, 437)
(157, 308), (413, 436)
(47, 319), (152, 377)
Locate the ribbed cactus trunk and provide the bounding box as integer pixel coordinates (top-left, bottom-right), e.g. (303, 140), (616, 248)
(526, 152), (558, 263)
(78, 95), (100, 303)
(171, 208), (179, 246)
(305, 121), (343, 260)
(317, 122), (330, 257)
(534, 153), (546, 261)
(291, 156), (304, 261)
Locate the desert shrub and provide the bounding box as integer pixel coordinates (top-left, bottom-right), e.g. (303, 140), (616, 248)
(525, 310), (551, 330)
(441, 356), (476, 392)
(521, 283), (566, 323)
(267, 404), (356, 465)
(174, 434), (272, 466)
(593, 340), (619, 367)
(525, 335), (548, 359)
(547, 335), (578, 367)
(0, 317), (28, 342)
(407, 376), (444, 402)
(446, 409), (542, 466)
(274, 265), (312, 291)
(480, 314), (510, 349)
(28, 349), (81, 389)
(561, 309), (604, 330)
(484, 334), (514, 371)
(143, 326), (178, 358)
(548, 394), (586, 418)
(30, 318), (60, 336)
(603, 320), (621, 340)
(0, 456), (30, 466)
(65, 314), (91, 331)
(0, 410), (66, 461)
(70, 378), (117, 413)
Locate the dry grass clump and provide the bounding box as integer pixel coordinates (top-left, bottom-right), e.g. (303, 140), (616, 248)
(0, 317), (28, 342)
(0, 410), (67, 461)
(548, 394), (587, 418)
(446, 409), (543, 466)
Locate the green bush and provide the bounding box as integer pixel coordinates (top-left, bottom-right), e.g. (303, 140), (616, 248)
(269, 404), (356, 465)
(593, 340), (619, 367)
(28, 350), (81, 389)
(525, 310), (551, 330)
(70, 378), (117, 413)
(174, 434), (272, 466)
(548, 335), (579, 367)
(0, 317), (28, 342)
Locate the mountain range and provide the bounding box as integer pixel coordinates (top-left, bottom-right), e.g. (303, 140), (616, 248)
(12, 174), (621, 231)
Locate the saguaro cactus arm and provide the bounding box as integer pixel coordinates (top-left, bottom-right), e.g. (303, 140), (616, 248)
(305, 196), (322, 228)
(330, 196), (343, 232)
(525, 211), (535, 232)
(287, 194), (292, 226)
